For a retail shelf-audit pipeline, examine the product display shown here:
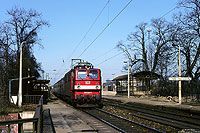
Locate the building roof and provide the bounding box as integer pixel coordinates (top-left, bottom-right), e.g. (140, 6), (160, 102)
(32, 80), (50, 84)
(132, 71), (161, 79)
(113, 71), (161, 81)
(113, 74), (128, 81)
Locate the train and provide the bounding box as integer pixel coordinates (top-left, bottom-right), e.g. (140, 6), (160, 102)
(53, 59), (103, 108)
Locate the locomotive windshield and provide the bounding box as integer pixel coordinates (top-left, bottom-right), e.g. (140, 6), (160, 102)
(77, 70), (99, 79)
(77, 71), (87, 79)
(89, 70), (98, 79)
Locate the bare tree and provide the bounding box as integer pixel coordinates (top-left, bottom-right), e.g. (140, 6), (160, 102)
(6, 7), (49, 60)
(118, 19), (174, 78)
(172, 0), (200, 80)
(0, 7), (49, 109)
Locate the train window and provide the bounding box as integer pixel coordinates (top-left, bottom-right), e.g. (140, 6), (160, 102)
(89, 70), (98, 79)
(78, 71), (87, 79)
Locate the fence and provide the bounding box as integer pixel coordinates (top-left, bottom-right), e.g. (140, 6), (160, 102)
(151, 80), (200, 103)
(182, 81), (200, 103)
(24, 95), (42, 104)
(0, 95), (43, 133)
(115, 78), (200, 103)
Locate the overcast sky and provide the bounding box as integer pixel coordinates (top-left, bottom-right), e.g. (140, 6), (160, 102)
(0, 0), (179, 84)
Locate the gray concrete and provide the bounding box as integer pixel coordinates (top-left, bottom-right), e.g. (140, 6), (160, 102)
(44, 99), (95, 133)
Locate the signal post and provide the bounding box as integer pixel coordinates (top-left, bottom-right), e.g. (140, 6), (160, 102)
(169, 44), (191, 104)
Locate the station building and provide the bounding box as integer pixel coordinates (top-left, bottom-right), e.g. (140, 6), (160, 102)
(112, 71), (161, 95)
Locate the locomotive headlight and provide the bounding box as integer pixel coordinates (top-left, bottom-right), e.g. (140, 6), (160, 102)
(77, 83), (80, 89)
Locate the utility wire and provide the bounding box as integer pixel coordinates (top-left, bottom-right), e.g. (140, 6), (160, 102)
(160, 5), (179, 18)
(94, 4), (179, 67)
(52, 1), (179, 84)
(96, 51), (124, 66)
(53, 60), (66, 83)
(70, 0), (110, 58)
(91, 46), (116, 61)
(54, 1), (110, 83)
(78, 0), (133, 58)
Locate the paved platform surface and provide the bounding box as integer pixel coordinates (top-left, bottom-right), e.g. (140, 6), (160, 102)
(43, 97), (120, 133)
(102, 91), (200, 113)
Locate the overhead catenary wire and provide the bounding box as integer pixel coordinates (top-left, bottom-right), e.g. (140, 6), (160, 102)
(93, 4), (180, 67)
(69, 0), (110, 58)
(160, 5), (179, 18)
(52, 1), (179, 84)
(78, 0), (133, 58)
(52, 1), (110, 83)
(96, 51), (124, 66)
(91, 46), (116, 61)
(52, 59), (66, 84)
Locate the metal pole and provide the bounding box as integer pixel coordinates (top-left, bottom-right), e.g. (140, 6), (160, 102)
(101, 73), (103, 94)
(42, 71), (44, 80)
(128, 61), (130, 98)
(147, 28), (152, 69)
(18, 41), (26, 107)
(178, 45), (182, 104)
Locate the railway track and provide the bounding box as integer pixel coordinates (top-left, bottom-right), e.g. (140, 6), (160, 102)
(103, 99), (200, 130)
(81, 107), (163, 133)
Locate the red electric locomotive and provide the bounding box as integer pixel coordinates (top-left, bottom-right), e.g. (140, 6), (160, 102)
(53, 59), (103, 108)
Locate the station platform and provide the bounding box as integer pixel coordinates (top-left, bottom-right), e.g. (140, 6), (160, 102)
(102, 91), (200, 113)
(43, 99), (93, 132)
(43, 96), (119, 133)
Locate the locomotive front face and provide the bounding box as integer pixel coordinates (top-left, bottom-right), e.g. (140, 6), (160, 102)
(75, 70), (100, 89)
(73, 69), (102, 104)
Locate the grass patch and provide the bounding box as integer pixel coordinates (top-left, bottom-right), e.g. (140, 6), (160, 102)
(0, 104), (22, 115)
(0, 103), (37, 115)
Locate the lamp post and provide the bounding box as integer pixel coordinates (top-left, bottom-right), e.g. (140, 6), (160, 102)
(147, 28), (152, 69)
(178, 44), (182, 104)
(124, 61), (130, 98)
(112, 73), (115, 79)
(18, 41), (26, 107)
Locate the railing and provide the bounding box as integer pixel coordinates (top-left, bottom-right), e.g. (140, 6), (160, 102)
(0, 95), (43, 133)
(24, 95), (42, 104)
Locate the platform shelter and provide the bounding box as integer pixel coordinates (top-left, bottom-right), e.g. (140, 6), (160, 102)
(113, 71), (161, 95)
(10, 77), (50, 104)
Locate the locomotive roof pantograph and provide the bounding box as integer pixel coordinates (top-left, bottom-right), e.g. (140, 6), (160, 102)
(71, 59), (94, 69)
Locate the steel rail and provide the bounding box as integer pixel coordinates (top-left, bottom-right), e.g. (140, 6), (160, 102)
(104, 99), (200, 129)
(81, 108), (163, 133)
(81, 108), (126, 133)
(104, 99), (200, 120)
(96, 108), (164, 133)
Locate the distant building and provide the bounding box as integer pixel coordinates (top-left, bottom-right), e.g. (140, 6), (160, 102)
(103, 80), (116, 91)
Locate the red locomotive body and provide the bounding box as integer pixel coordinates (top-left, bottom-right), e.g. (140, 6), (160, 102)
(53, 59), (103, 107)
